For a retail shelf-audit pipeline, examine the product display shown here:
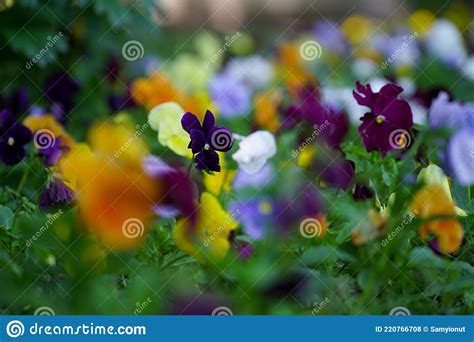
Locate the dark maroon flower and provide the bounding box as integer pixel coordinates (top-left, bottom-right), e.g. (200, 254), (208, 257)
(105, 57), (121, 83)
(1, 87), (29, 115)
(0, 109), (32, 165)
(353, 183), (374, 201)
(43, 71), (80, 121)
(274, 183), (325, 234)
(143, 156), (198, 226)
(181, 110), (233, 172)
(262, 271), (309, 298)
(39, 178), (74, 210)
(353, 82), (413, 155)
(169, 294), (231, 315)
(310, 145), (354, 190)
(108, 91), (136, 113)
(283, 85), (348, 147)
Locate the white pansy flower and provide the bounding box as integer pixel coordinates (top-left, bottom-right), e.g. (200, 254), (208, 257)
(425, 20), (467, 68)
(232, 131), (277, 174)
(461, 57), (474, 80)
(225, 56), (274, 89)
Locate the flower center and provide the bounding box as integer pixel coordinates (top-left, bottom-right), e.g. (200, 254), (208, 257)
(259, 201), (272, 214)
(204, 143), (210, 150)
(375, 115), (385, 124)
(7, 137), (15, 146)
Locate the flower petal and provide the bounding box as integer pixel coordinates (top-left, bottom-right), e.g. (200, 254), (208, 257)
(181, 112), (201, 134)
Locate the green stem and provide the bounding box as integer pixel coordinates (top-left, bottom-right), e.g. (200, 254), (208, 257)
(16, 167), (30, 194)
(218, 168), (229, 199)
(186, 155), (195, 174)
(468, 186), (471, 207)
(160, 254), (188, 270)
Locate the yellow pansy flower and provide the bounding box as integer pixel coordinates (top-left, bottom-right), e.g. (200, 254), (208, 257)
(411, 185), (464, 254)
(23, 113), (75, 147)
(58, 122), (160, 250)
(204, 168), (236, 196)
(58, 143), (95, 191)
(148, 102), (192, 158)
(296, 145), (316, 169)
(411, 164), (465, 254)
(88, 121), (149, 164)
(417, 164), (466, 216)
(173, 192), (238, 262)
(341, 15), (372, 45)
(409, 9), (435, 36)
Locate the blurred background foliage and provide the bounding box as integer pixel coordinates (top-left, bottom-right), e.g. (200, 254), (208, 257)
(0, 0), (473, 315)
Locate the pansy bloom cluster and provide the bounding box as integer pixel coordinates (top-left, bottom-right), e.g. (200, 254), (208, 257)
(0, 3), (473, 316)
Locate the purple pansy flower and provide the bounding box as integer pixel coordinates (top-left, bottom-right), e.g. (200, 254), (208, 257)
(181, 110), (233, 172)
(448, 127), (474, 185)
(233, 164), (274, 189)
(39, 178), (74, 210)
(283, 85), (349, 147)
(0, 109), (33, 166)
(312, 21), (349, 56)
(428, 92), (474, 129)
(39, 137), (69, 167)
(353, 81), (413, 155)
(229, 199), (273, 240)
(208, 72), (252, 119)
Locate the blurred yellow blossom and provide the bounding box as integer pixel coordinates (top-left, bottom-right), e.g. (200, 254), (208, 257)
(173, 192), (238, 262)
(148, 102), (192, 158)
(411, 185), (464, 254)
(23, 114), (75, 148)
(409, 9), (435, 36)
(58, 121), (160, 249)
(254, 92), (280, 132)
(341, 15), (373, 44)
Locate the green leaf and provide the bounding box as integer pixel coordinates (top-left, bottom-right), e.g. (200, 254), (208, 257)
(0, 206), (14, 230)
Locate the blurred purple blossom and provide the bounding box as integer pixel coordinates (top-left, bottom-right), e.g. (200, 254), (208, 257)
(312, 21), (349, 56)
(448, 127), (474, 186)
